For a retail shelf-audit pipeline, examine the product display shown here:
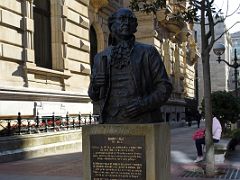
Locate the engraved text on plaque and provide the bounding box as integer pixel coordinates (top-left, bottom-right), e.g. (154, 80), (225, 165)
(90, 135), (146, 180)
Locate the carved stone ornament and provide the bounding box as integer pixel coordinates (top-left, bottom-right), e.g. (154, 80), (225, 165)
(176, 22), (192, 42)
(162, 18), (184, 34)
(90, 0), (109, 12)
(156, 5), (172, 22)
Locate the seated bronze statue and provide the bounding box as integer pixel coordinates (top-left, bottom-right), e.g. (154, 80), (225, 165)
(88, 8), (172, 124)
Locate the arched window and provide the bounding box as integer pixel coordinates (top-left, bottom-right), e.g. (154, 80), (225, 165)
(90, 25), (98, 69)
(33, 0), (52, 69)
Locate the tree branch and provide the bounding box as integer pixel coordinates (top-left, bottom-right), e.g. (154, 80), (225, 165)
(215, 0), (240, 25)
(206, 0), (215, 53)
(214, 21), (240, 43)
(225, 2), (240, 18)
(212, 0), (240, 27)
(214, 19), (224, 26)
(225, 0), (229, 17)
(209, 0), (214, 5)
(206, 30), (211, 40)
(201, 0), (208, 56)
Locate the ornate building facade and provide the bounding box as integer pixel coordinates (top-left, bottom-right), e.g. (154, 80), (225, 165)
(124, 1), (200, 123)
(0, 0), (199, 123)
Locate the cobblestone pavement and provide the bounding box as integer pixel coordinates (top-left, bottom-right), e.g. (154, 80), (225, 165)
(0, 122), (239, 180)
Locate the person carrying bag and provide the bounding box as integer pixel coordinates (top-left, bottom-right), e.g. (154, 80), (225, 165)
(193, 116), (222, 163)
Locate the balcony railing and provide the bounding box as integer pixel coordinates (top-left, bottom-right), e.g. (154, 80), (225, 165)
(0, 112), (99, 136)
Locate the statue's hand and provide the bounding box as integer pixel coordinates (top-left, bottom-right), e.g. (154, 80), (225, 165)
(123, 102), (144, 119)
(92, 73), (106, 88)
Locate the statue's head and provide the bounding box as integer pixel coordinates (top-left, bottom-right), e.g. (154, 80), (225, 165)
(108, 8), (138, 39)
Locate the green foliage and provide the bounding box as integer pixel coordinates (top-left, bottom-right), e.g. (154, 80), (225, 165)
(225, 128), (240, 139)
(201, 91), (240, 124)
(231, 129), (240, 139)
(129, 0), (166, 14)
(129, 0), (223, 23)
(233, 129), (240, 139)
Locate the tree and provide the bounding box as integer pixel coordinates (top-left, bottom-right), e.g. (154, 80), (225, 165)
(201, 91), (240, 132)
(129, 0), (240, 176)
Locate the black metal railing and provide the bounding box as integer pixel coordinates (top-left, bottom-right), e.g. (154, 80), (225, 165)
(0, 112), (99, 136)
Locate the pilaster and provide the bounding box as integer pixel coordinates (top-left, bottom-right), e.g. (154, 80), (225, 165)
(51, 0), (64, 70)
(22, 0), (34, 63)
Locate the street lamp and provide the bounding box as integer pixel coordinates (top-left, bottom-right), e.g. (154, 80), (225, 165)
(213, 43), (240, 96)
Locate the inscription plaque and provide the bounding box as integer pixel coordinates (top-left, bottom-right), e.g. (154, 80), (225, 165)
(90, 135), (146, 180)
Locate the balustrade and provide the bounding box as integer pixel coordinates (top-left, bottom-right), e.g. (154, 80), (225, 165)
(0, 112), (99, 136)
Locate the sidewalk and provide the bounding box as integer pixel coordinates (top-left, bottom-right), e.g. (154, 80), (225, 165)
(171, 123), (240, 179)
(0, 152), (83, 180)
(0, 123), (239, 180)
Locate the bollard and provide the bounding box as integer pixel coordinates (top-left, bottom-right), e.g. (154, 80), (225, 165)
(73, 117), (75, 129)
(36, 112), (40, 133)
(17, 112), (21, 135)
(84, 116), (87, 125)
(89, 114), (92, 124)
(45, 117), (48, 132)
(78, 112), (81, 128)
(27, 120), (31, 134)
(52, 112), (55, 131)
(66, 112), (69, 130)
(7, 120), (11, 136)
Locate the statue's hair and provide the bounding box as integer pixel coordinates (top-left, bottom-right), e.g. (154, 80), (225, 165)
(108, 11), (117, 31)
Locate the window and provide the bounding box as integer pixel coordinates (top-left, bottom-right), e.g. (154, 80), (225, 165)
(33, 0), (52, 69)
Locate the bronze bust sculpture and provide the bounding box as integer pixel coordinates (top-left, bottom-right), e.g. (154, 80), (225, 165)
(88, 8), (172, 124)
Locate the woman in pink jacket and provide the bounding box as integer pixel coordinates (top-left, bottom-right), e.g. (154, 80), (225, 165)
(194, 116), (222, 163)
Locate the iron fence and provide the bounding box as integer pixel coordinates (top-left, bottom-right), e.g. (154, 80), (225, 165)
(0, 112), (99, 136)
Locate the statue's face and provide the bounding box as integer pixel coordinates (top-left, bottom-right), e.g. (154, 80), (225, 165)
(111, 9), (137, 38)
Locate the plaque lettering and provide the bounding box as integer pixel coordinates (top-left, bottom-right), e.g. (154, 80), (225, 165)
(90, 135), (146, 180)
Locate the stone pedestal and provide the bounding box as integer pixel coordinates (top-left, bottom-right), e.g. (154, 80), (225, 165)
(82, 123), (170, 180)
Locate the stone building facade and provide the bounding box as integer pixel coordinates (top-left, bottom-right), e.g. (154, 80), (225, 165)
(124, 1), (199, 123)
(0, 0), (93, 116)
(195, 20), (232, 109)
(0, 0), (198, 123)
(230, 31), (240, 91)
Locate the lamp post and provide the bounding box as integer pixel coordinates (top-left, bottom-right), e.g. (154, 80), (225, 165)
(213, 43), (240, 96)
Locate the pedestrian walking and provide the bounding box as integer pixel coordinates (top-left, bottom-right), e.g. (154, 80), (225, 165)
(196, 111), (201, 128)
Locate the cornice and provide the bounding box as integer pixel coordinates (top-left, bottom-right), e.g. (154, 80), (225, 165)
(0, 86), (90, 103)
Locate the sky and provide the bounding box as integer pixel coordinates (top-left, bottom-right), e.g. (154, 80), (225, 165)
(213, 0), (240, 33)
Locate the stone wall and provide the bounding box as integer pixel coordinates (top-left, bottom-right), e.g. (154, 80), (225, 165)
(0, 0), (92, 115)
(0, 0), (198, 123)
(0, 130), (82, 163)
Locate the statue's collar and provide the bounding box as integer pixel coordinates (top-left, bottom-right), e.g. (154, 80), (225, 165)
(112, 35), (135, 48)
